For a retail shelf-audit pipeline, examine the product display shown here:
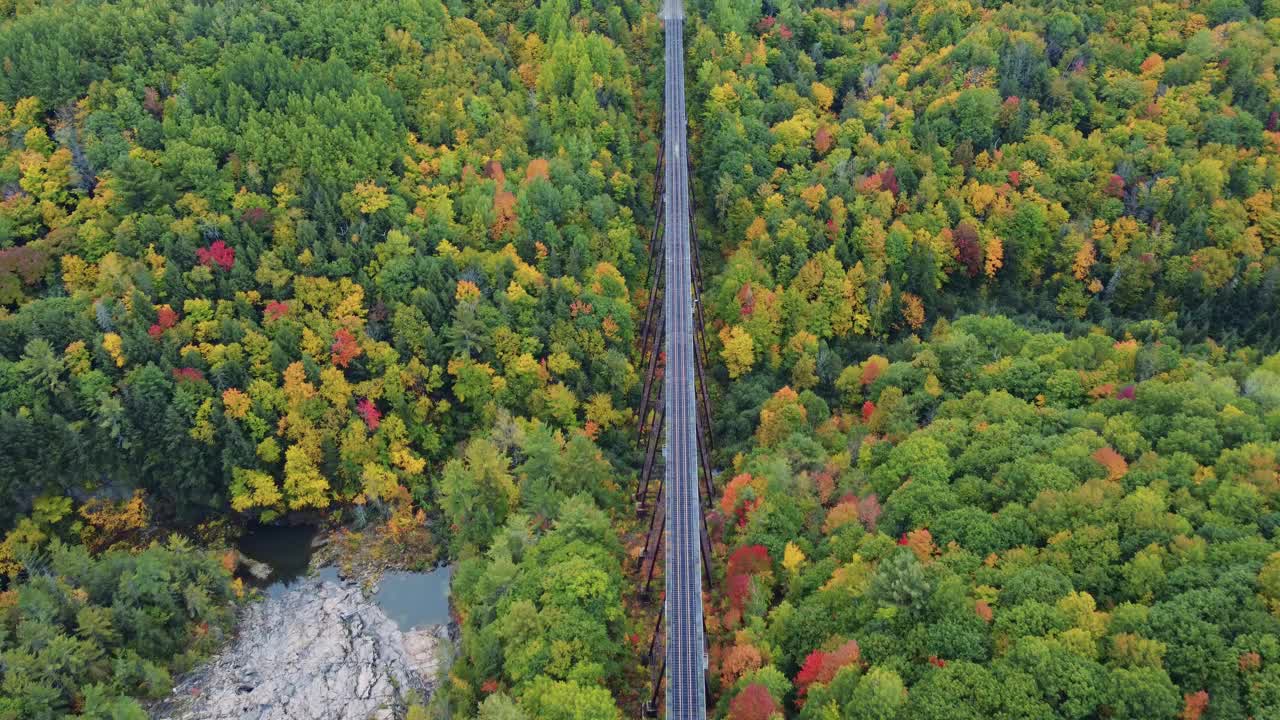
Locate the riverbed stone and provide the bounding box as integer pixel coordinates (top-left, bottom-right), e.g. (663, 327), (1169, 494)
(152, 574), (448, 720)
(235, 551), (273, 581)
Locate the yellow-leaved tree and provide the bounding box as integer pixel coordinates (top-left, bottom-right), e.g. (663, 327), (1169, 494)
(811, 81), (834, 112)
(720, 325), (756, 378)
(985, 237), (1004, 278)
(283, 441), (330, 510)
(230, 469), (284, 517)
(782, 542), (807, 574)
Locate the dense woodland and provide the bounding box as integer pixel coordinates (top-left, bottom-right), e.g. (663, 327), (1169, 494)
(0, 0), (656, 716)
(705, 317), (1280, 719)
(3, 0), (1280, 718)
(685, 1), (1280, 719)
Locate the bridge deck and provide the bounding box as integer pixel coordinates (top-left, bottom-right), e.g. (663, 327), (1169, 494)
(660, 1), (706, 717)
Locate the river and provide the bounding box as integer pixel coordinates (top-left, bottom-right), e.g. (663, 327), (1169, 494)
(151, 525), (453, 720)
(237, 524), (453, 626)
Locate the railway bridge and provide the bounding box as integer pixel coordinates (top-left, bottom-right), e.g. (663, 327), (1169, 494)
(634, 0), (715, 716)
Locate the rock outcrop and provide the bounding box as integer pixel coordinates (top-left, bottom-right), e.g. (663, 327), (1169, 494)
(153, 574), (449, 720)
(235, 551), (273, 581)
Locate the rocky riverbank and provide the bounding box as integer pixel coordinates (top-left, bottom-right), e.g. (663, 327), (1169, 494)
(152, 571), (452, 720)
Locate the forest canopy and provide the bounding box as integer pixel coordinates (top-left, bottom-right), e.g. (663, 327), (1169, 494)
(1, 0), (658, 715)
(684, 0), (1280, 718)
(6, 0), (1280, 718)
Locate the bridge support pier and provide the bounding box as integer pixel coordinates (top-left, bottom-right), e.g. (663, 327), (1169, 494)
(638, 321), (666, 441)
(636, 405), (665, 503)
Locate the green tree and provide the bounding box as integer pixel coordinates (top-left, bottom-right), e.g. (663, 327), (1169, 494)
(1104, 667), (1181, 719)
(440, 438), (518, 552)
(847, 666), (908, 720)
(518, 677), (620, 720)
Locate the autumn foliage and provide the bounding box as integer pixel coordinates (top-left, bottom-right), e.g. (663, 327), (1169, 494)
(861, 400), (877, 422)
(148, 305), (178, 338)
(822, 500), (860, 534)
(795, 640), (861, 700)
(975, 600), (993, 623)
(726, 545), (772, 624)
(721, 473), (765, 527)
(78, 491), (149, 551)
(720, 642), (764, 687)
(1181, 690), (1209, 720)
(196, 240), (236, 271)
(857, 493), (882, 531)
(1093, 446), (1129, 481)
(952, 222), (983, 277)
(264, 300), (289, 321)
(727, 544), (771, 579)
(357, 398), (381, 431)
(860, 355), (889, 386)
(172, 367), (204, 382)
(728, 684), (777, 720)
(330, 328), (362, 368)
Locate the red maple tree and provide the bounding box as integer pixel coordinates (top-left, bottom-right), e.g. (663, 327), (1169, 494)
(1181, 691), (1209, 720)
(149, 306), (179, 338)
(726, 573), (754, 614)
(856, 493), (882, 531)
(331, 328), (361, 368)
(172, 367), (204, 383)
(1105, 174), (1126, 198)
(815, 126), (833, 154)
(264, 300), (290, 321)
(196, 240), (236, 271)
(357, 398), (381, 432)
(952, 222), (983, 277)
(726, 545), (770, 578)
(728, 684), (776, 720)
(796, 640), (861, 701)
